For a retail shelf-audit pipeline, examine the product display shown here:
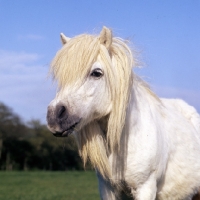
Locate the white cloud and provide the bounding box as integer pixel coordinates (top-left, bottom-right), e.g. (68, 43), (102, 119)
(0, 50), (40, 71)
(26, 34), (45, 40)
(0, 50), (55, 123)
(18, 34), (45, 41)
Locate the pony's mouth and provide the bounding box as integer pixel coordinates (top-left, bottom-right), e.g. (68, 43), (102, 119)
(53, 121), (80, 137)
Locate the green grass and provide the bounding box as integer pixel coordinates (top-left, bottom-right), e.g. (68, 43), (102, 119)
(0, 171), (99, 200)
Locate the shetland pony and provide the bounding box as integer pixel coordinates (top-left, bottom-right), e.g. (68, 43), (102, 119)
(47, 27), (200, 200)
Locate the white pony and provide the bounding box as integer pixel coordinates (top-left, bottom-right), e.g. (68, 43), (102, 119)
(47, 27), (200, 200)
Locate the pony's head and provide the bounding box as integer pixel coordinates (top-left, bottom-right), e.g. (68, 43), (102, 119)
(47, 27), (134, 179)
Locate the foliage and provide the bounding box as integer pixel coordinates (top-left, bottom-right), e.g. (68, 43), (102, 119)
(0, 102), (85, 171)
(0, 171), (99, 200)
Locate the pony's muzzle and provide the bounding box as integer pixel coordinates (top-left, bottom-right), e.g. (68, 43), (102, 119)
(46, 103), (81, 137)
(47, 104), (68, 132)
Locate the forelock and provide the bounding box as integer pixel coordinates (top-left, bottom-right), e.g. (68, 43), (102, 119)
(50, 34), (100, 88)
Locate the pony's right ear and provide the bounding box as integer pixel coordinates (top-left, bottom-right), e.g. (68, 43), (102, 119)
(60, 33), (70, 45)
(99, 26), (112, 50)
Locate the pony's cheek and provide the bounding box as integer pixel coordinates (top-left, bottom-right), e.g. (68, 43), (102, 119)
(85, 87), (96, 97)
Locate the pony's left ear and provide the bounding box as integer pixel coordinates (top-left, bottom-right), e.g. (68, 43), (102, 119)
(60, 33), (70, 45)
(99, 26), (112, 49)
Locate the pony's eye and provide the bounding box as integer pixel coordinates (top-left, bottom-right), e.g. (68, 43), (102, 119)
(90, 69), (103, 79)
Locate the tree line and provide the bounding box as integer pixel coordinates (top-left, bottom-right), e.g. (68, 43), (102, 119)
(0, 102), (87, 171)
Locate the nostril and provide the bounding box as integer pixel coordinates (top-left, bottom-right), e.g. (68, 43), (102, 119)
(57, 105), (67, 119)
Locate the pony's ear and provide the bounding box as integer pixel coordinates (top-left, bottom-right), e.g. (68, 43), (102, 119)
(60, 33), (70, 45)
(99, 26), (112, 49)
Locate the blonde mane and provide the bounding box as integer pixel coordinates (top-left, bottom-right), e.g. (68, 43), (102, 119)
(51, 32), (135, 180)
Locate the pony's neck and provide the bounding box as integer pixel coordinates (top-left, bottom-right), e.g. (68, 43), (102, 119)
(127, 74), (162, 133)
(97, 74), (160, 140)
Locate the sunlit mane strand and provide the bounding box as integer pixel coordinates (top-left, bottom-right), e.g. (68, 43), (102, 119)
(101, 37), (134, 153)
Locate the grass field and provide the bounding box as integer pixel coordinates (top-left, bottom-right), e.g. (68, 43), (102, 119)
(0, 171), (99, 200)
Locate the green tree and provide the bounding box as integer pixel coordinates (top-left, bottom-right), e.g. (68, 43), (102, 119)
(0, 102), (27, 169)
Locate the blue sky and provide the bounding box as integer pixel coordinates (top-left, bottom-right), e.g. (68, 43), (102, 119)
(0, 1), (199, 123)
